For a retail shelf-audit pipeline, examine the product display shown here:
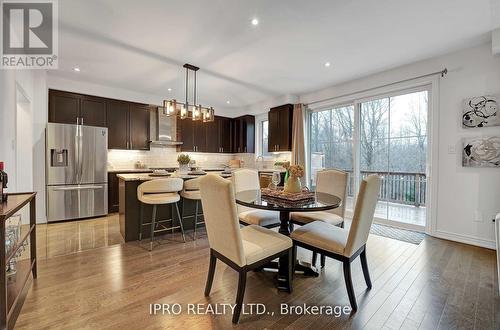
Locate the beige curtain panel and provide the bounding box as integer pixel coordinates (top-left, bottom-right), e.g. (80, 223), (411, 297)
(291, 103), (308, 185)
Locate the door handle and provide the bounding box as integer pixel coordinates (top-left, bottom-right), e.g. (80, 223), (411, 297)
(53, 185), (104, 191)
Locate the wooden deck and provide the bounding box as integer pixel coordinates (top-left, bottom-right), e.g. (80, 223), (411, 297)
(15, 223), (499, 329)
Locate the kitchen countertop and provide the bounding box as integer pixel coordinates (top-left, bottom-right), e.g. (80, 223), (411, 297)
(108, 168), (153, 173)
(117, 172), (232, 181)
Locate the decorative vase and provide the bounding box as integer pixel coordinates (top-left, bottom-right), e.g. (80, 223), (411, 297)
(179, 163), (190, 174)
(284, 176), (302, 193)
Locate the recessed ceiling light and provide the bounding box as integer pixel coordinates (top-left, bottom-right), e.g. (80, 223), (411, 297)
(167, 88), (172, 92)
(324, 62), (331, 68)
(73, 67), (81, 72)
(251, 18), (259, 26)
(226, 100), (230, 104)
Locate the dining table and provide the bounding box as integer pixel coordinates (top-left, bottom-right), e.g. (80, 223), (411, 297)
(235, 189), (342, 284)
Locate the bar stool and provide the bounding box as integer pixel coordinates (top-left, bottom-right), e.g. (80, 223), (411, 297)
(180, 177), (205, 240)
(137, 178), (186, 251)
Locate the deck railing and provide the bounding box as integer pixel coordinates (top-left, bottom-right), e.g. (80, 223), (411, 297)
(348, 171), (426, 207)
(312, 169), (427, 207)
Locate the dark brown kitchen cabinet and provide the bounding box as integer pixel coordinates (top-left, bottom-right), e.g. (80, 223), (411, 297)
(106, 101), (129, 149)
(80, 95), (106, 127)
(49, 90), (107, 127)
(218, 116), (232, 153)
(49, 90), (80, 125)
(205, 119), (219, 153)
(129, 104), (151, 150)
(180, 119), (195, 152)
(205, 116), (233, 153)
(233, 115), (255, 153)
(268, 104), (293, 152)
(106, 101), (151, 150)
(180, 119), (209, 152)
(177, 115), (252, 153)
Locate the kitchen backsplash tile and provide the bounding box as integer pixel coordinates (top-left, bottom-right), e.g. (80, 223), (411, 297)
(108, 148), (291, 171)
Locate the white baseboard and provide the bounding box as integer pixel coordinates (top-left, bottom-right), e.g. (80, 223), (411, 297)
(432, 230), (496, 250)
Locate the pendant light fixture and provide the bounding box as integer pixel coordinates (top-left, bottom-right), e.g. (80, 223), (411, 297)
(162, 63), (215, 122)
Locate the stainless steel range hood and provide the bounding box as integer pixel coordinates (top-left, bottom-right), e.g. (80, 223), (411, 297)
(149, 107), (183, 146)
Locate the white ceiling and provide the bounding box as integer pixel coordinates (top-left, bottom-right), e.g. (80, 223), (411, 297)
(53, 0), (499, 114)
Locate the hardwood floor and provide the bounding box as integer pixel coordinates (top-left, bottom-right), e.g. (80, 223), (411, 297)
(24, 214), (123, 261)
(15, 227), (499, 329)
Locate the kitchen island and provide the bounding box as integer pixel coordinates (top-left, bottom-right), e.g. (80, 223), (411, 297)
(117, 172), (231, 242)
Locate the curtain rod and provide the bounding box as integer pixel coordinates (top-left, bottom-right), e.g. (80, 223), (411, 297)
(304, 68), (448, 107)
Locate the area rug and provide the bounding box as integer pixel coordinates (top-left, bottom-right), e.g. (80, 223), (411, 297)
(370, 223), (426, 245)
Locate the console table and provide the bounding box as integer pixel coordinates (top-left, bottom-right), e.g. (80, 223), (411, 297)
(0, 193), (37, 330)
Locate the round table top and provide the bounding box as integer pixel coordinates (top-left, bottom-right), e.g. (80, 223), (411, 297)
(235, 189), (342, 212)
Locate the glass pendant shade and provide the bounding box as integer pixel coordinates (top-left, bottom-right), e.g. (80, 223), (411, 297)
(180, 104), (188, 119)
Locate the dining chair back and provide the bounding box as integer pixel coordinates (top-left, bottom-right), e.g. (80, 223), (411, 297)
(345, 174), (381, 257)
(199, 174), (246, 267)
(316, 169), (348, 219)
(231, 169), (259, 213)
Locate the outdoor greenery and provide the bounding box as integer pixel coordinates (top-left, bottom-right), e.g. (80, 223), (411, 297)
(309, 91), (428, 174)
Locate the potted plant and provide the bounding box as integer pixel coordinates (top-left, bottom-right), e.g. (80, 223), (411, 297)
(284, 164), (304, 193)
(177, 154), (191, 174)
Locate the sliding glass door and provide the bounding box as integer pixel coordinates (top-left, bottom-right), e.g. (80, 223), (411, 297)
(309, 87), (429, 231)
(360, 90), (428, 230)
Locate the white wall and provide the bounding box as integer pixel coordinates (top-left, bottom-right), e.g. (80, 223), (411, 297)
(0, 70), (47, 223)
(299, 42), (500, 249)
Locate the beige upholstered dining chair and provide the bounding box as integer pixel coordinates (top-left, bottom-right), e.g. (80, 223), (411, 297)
(199, 174), (293, 324)
(290, 168), (348, 267)
(231, 169), (280, 228)
(290, 175), (381, 313)
(137, 178), (185, 250)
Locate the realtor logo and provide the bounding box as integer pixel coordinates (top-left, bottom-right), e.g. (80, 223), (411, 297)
(1, 0), (58, 69)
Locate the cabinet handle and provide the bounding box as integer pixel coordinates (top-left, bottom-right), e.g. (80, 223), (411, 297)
(81, 117), (84, 126)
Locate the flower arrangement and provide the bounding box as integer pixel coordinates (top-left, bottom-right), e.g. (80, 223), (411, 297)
(177, 154), (191, 165)
(289, 165), (304, 178)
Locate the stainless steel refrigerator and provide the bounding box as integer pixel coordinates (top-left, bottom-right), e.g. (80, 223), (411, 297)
(46, 123), (108, 222)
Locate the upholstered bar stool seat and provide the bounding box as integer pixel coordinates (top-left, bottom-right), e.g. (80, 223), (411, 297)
(137, 178), (186, 250)
(180, 177), (205, 240)
(241, 225), (292, 265)
(139, 193), (180, 205)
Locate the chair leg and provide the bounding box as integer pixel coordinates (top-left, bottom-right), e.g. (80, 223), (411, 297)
(180, 199), (185, 235)
(292, 244), (297, 273)
(320, 254), (326, 268)
(286, 248), (293, 293)
(150, 205), (157, 251)
(343, 261), (357, 312)
(312, 252), (318, 266)
(204, 250), (217, 297)
(360, 247), (372, 289)
(232, 271), (247, 324)
(139, 202), (144, 241)
(175, 202), (186, 243)
(193, 200), (199, 241)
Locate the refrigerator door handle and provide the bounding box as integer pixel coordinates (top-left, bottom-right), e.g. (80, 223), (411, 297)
(52, 185), (105, 191)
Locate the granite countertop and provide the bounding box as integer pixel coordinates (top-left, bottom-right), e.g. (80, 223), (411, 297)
(109, 167), (226, 173)
(117, 172), (232, 181)
(108, 168), (153, 173)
